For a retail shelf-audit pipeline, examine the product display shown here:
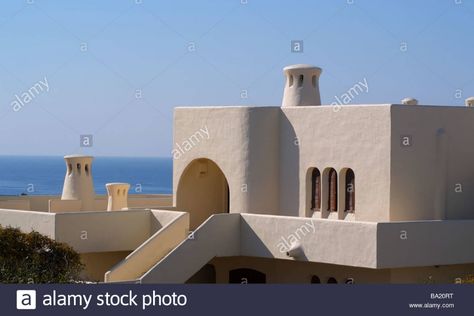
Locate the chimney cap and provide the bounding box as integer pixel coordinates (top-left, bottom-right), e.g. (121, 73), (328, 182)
(401, 97), (418, 106)
(283, 64), (322, 74)
(64, 154), (94, 159)
(106, 182), (131, 187)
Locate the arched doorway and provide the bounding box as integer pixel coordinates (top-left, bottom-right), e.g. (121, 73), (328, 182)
(177, 158), (229, 229)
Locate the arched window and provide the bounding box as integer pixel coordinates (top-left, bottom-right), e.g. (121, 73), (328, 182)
(298, 74), (304, 87)
(311, 275), (321, 284)
(345, 169), (355, 212)
(327, 277), (338, 284)
(328, 168), (337, 212)
(311, 168), (321, 211)
(344, 278), (354, 284)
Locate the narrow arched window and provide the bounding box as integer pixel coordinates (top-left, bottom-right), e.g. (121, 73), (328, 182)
(345, 169), (355, 212)
(328, 168), (337, 212)
(298, 74), (304, 87)
(311, 169), (321, 211)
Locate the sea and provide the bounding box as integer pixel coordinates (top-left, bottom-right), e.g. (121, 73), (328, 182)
(0, 156), (173, 196)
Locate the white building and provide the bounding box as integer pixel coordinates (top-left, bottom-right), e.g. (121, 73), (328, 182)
(1, 64), (474, 284)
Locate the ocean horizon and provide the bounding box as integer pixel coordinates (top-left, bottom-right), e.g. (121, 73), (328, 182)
(0, 155), (173, 196)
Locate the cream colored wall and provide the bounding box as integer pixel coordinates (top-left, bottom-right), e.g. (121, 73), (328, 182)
(139, 213), (379, 283)
(174, 104), (474, 223)
(80, 251), (131, 282)
(49, 199), (83, 213)
(91, 195), (173, 210)
(0, 209), (56, 238)
(0, 195), (57, 212)
(0, 200), (30, 211)
(246, 107), (280, 214)
(376, 220), (474, 268)
(173, 107), (249, 215)
(390, 105), (474, 221)
(137, 212), (474, 283)
(240, 213), (378, 268)
(173, 107), (281, 220)
(0, 194), (172, 213)
(128, 195), (173, 208)
(0, 207), (185, 283)
(173, 105), (391, 222)
(242, 214), (474, 269)
(211, 256), (390, 284)
(54, 210), (154, 253)
(2, 208), (163, 250)
(281, 105), (392, 221)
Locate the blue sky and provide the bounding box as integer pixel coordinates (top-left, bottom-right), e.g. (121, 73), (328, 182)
(0, 0), (473, 157)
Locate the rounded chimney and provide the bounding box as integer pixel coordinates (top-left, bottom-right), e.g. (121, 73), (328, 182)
(401, 97), (418, 106)
(465, 97), (474, 107)
(282, 64), (322, 107)
(61, 155), (95, 211)
(106, 183), (130, 211)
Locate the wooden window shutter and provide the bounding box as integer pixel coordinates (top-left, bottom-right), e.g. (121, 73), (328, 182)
(311, 169), (321, 211)
(345, 169), (355, 211)
(328, 169), (337, 212)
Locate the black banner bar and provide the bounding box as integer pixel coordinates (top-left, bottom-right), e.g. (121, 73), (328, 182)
(2, 284), (472, 315)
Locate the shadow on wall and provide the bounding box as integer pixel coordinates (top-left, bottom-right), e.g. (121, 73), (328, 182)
(279, 113), (299, 216)
(186, 264), (216, 283)
(239, 218), (274, 258)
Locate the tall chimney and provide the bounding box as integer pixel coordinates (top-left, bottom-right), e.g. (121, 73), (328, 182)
(61, 155), (95, 211)
(106, 183), (130, 211)
(282, 64), (322, 107)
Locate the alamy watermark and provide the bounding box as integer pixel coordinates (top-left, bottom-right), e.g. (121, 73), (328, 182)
(80, 135), (94, 147)
(11, 77), (50, 112)
(172, 125), (210, 160)
(331, 77), (368, 112)
(276, 220), (316, 254)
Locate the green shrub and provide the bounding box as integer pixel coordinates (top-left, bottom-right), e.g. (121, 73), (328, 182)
(0, 225), (84, 283)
